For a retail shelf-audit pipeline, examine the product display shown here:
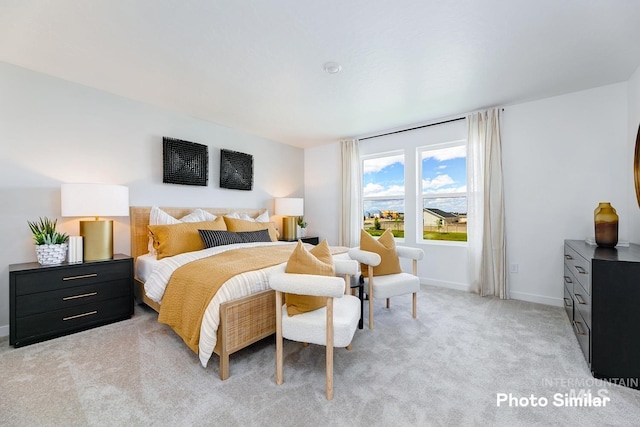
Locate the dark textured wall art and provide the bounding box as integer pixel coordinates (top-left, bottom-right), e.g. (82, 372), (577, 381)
(220, 149), (253, 191)
(163, 137), (208, 186)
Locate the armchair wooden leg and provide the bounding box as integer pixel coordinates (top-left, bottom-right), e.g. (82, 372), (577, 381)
(368, 265), (374, 330)
(412, 292), (417, 318)
(326, 297), (334, 400)
(386, 298), (390, 308)
(346, 343), (352, 351)
(275, 291), (284, 386)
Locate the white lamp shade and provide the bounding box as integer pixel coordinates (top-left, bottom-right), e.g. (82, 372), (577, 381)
(61, 184), (129, 217)
(275, 198), (303, 216)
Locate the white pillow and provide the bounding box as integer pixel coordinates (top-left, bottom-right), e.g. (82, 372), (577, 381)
(183, 208), (217, 222)
(147, 207), (217, 254)
(236, 210), (270, 222)
(255, 210), (270, 222)
(224, 212), (242, 219)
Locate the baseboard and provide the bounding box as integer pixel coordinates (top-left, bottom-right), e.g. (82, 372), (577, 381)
(508, 290), (563, 307)
(420, 278), (472, 293)
(0, 324), (8, 338)
(420, 278), (562, 308)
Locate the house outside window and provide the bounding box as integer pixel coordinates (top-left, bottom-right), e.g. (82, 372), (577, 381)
(362, 151), (405, 238)
(419, 141), (467, 242)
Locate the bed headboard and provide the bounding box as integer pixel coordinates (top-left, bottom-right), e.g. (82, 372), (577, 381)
(129, 206), (267, 261)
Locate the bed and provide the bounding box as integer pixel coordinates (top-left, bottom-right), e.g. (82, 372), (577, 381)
(130, 206), (284, 380)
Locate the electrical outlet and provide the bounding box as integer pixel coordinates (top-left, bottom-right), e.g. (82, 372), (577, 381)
(509, 263), (519, 273)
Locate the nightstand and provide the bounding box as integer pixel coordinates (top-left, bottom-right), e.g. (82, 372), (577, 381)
(279, 236), (320, 245)
(9, 254), (134, 347)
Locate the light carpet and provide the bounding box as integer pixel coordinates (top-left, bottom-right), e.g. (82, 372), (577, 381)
(1, 285), (639, 426)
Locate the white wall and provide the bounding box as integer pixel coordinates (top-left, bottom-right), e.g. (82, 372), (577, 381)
(0, 62), (304, 336)
(628, 65), (640, 242)
(304, 142), (341, 243)
(305, 83), (631, 306)
(502, 83), (628, 305)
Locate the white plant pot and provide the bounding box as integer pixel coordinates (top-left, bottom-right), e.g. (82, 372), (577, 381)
(298, 226), (307, 238)
(35, 243), (68, 265)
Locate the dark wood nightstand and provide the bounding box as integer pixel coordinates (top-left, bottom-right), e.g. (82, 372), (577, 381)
(9, 254), (134, 347)
(279, 236), (320, 245)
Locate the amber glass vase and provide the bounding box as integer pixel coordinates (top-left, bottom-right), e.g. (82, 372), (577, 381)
(594, 202), (618, 248)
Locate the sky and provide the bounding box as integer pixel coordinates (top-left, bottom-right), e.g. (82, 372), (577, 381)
(363, 146), (467, 217)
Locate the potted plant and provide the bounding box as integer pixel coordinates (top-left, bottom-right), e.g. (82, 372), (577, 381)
(297, 216), (308, 238)
(28, 217), (69, 265)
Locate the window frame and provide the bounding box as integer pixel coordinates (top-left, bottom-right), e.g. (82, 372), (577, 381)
(417, 139), (468, 246)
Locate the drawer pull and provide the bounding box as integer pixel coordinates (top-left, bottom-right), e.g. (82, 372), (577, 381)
(563, 297), (572, 307)
(564, 254), (573, 260)
(563, 276), (572, 284)
(63, 273), (98, 281)
(574, 293), (586, 305)
(63, 292), (98, 301)
(572, 320), (586, 336)
(574, 265), (587, 275)
(63, 311), (97, 321)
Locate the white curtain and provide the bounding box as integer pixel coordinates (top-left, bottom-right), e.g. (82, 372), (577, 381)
(467, 108), (507, 298)
(340, 139), (362, 247)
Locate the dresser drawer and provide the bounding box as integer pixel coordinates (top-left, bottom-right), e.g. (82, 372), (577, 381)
(572, 308), (590, 364)
(563, 283), (573, 320)
(564, 244), (591, 294)
(13, 296), (132, 346)
(13, 261), (131, 296)
(573, 280), (591, 329)
(15, 278), (131, 317)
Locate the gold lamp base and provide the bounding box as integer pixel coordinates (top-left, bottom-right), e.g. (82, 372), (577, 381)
(282, 216), (297, 241)
(80, 220), (114, 261)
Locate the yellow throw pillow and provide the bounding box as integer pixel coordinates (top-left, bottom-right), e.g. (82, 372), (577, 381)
(148, 217), (226, 259)
(223, 216), (279, 241)
(284, 240), (335, 316)
(360, 228), (402, 276)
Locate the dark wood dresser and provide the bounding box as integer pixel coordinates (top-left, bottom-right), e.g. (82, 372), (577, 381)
(9, 254), (133, 347)
(563, 239), (640, 388)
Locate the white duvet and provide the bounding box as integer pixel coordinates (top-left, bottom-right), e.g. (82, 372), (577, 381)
(143, 241), (293, 367)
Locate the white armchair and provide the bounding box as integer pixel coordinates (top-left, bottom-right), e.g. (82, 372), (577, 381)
(268, 259), (360, 400)
(348, 246), (424, 329)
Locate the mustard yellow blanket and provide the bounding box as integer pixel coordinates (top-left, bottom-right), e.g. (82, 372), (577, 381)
(158, 244), (347, 353)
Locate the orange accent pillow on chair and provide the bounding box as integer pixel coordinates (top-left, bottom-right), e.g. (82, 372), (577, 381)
(360, 228), (402, 276)
(284, 240), (335, 316)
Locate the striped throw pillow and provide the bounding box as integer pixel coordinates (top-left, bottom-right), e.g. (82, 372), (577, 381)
(198, 230), (244, 248)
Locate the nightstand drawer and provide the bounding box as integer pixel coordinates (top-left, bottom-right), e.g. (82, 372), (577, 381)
(14, 261), (130, 296)
(13, 296), (131, 346)
(15, 278), (131, 317)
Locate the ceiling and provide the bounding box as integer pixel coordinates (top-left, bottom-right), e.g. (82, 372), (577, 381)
(2, 1), (640, 148)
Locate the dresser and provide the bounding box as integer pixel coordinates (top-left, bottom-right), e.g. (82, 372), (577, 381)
(563, 240), (640, 388)
(9, 254), (134, 347)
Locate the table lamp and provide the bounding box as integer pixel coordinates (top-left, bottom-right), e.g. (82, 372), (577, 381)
(275, 198), (303, 241)
(61, 183), (129, 261)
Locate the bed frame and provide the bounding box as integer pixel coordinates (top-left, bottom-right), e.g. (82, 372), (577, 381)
(129, 206), (276, 380)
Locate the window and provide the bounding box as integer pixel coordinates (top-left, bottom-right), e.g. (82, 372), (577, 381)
(419, 141), (467, 242)
(362, 151), (405, 238)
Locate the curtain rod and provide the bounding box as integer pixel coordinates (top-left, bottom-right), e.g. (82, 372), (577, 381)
(359, 116), (466, 141)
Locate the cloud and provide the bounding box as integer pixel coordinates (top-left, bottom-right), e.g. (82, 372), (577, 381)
(363, 154), (404, 174)
(422, 146), (466, 161)
(363, 182), (404, 197)
(422, 174), (455, 190)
